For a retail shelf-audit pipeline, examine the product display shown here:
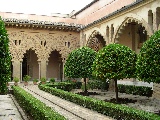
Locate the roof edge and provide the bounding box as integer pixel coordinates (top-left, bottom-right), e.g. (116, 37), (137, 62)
(74, 0), (99, 16)
(81, 0), (144, 30)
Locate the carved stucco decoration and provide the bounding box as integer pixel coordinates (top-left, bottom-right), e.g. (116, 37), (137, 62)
(8, 32), (79, 62)
(46, 34), (80, 60)
(86, 30), (105, 52)
(9, 32), (37, 61)
(114, 17), (153, 43)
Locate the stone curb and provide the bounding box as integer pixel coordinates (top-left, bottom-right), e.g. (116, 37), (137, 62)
(9, 94), (31, 120)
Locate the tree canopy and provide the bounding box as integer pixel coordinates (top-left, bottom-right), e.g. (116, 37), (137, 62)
(0, 16), (11, 94)
(136, 30), (160, 83)
(92, 43), (137, 80)
(65, 46), (96, 78)
(92, 43), (137, 102)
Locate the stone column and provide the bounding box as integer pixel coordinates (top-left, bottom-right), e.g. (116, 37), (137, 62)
(40, 60), (47, 78)
(38, 61), (41, 80)
(12, 60), (21, 81)
(20, 61), (22, 82)
(153, 12), (157, 33)
(131, 24), (136, 51)
(62, 59), (65, 80)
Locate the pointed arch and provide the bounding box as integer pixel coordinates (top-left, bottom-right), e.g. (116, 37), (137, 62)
(8, 32), (41, 61)
(114, 17), (153, 43)
(86, 30), (106, 51)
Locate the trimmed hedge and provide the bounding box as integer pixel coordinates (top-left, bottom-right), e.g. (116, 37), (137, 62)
(88, 80), (109, 90)
(12, 86), (66, 120)
(118, 84), (153, 97)
(38, 84), (160, 120)
(46, 82), (74, 91)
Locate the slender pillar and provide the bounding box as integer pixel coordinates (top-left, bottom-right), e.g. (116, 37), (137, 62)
(153, 12), (157, 32)
(38, 61), (41, 80)
(62, 59), (65, 80)
(131, 23), (135, 51)
(59, 63), (61, 81)
(40, 60), (47, 78)
(12, 60), (21, 81)
(20, 61), (22, 82)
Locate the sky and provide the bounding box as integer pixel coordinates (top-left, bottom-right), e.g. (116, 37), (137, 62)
(0, 0), (93, 15)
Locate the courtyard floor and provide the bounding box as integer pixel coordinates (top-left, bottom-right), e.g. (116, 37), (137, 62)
(0, 94), (27, 120)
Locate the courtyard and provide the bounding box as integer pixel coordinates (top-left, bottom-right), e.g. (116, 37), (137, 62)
(0, 0), (160, 120)
(0, 81), (160, 120)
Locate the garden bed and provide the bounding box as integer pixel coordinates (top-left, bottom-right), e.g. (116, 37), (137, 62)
(39, 84), (160, 120)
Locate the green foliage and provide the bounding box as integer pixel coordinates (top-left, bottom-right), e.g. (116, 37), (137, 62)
(0, 17), (11, 94)
(73, 81), (82, 89)
(63, 79), (82, 89)
(50, 78), (55, 83)
(92, 43), (137, 80)
(88, 80), (109, 90)
(81, 83), (90, 91)
(33, 79), (38, 82)
(46, 82), (74, 92)
(12, 86), (66, 120)
(118, 84), (153, 97)
(65, 46), (96, 78)
(13, 77), (19, 83)
(40, 77), (46, 82)
(136, 30), (160, 83)
(23, 75), (31, 82)
(38, 84), (160, 120)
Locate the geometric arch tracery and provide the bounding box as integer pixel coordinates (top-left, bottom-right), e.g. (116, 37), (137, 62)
(87, 30), (106, 52)
(114, 17), (153, 43)
(8, 31), (80, 61)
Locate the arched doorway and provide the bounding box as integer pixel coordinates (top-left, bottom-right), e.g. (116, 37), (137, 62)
(22, 49), (39, 80)
(116, 21), (149, 82)
(87, 33), (106, 52)
(117, 22), (148, 53)
(47, 50), (63, 81)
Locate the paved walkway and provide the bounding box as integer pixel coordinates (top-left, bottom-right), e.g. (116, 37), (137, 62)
(0, 94), (26, 120)
(20, 84), (114, 120)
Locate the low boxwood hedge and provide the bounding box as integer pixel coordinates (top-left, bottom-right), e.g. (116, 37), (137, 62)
(12, 86), (66, 120)
(118, 84), (153, 97)
(88, 80), (109, 90)
(38, 84), (160, 120)
(46, 82), (74, 91)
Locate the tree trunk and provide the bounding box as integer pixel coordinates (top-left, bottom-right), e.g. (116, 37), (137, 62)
(84, 78), (87, 95)
(114, 79), (118, 103)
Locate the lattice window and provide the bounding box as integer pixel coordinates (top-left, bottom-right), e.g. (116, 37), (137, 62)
(14, 40), (17, 45)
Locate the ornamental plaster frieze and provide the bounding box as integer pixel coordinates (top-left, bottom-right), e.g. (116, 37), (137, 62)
(45, 34), (80, 61)
(8, 31), (80, 61)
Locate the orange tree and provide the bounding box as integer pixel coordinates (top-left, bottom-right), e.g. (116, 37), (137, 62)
(92, 43), (137, 102)
(0, 17), (11, 94)
(64, 46), (96, 95)
(136, 30), (160, 83)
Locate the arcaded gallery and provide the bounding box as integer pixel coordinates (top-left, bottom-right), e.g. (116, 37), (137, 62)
(0, 0), (160, 97)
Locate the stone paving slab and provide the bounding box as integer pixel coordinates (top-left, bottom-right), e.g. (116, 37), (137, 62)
(0, 95), (23, 120)
(21, 85), (114, 120)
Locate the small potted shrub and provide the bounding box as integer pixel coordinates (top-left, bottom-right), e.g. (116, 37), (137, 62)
(50, 78), (55, 84)
(33, 79), (38, 85)
(23, 75), (31, 86)
(40, 77), (46, 84)
(13, 77), (19, 86)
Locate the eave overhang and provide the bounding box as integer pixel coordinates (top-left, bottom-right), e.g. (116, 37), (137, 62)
(2, 18), (84, 32)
